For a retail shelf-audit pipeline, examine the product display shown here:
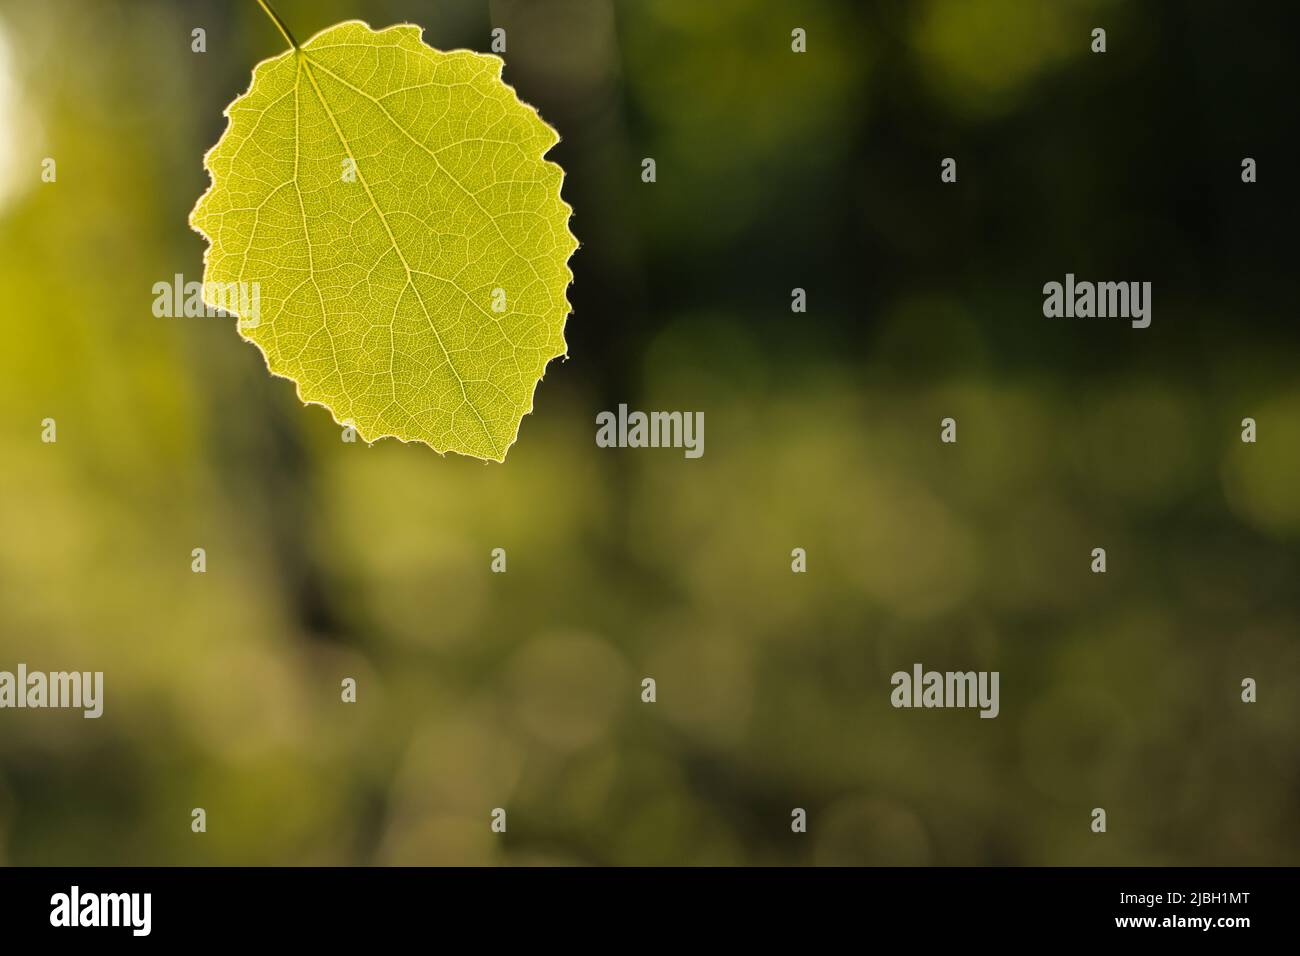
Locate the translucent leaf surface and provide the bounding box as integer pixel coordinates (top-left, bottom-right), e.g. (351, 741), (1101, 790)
(191, 21), (577, 461)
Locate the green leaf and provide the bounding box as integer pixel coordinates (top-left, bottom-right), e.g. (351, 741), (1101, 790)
(190, 20), (577, 461)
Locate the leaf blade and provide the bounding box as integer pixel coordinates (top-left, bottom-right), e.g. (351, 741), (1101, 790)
(190, 21), (577, 461)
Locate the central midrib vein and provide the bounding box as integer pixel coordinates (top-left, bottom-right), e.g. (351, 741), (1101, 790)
(297, 52), (499, 458)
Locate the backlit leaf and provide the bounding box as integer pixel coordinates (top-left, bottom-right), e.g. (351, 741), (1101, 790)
(190, 20), (577, 461)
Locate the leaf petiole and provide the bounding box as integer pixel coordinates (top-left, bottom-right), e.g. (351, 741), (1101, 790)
(254, 0), (300, 52)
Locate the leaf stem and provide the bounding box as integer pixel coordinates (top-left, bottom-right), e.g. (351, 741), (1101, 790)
(254, 0), (300, 52)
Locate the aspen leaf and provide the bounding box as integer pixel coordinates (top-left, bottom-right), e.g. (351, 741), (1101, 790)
(190, 20), (577, 461)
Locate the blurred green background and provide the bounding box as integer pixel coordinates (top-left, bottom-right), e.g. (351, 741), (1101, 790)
(0, 0), (1297, 865)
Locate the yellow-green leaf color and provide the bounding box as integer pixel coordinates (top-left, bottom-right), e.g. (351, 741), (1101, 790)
(190, 20), (577, 461)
